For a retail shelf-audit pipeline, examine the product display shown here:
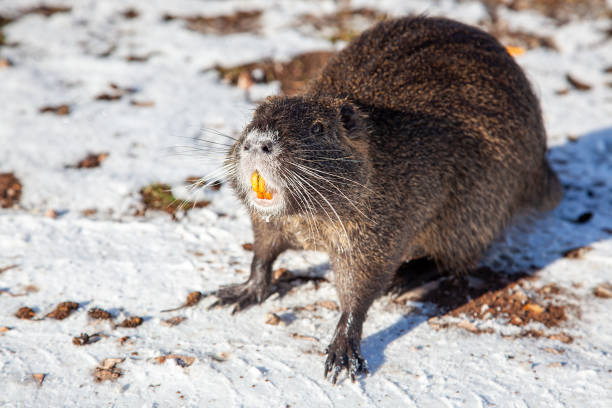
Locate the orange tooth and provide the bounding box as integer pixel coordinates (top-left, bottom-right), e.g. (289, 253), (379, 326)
(251, 171), (259, 193)
(251, 170), (272, 199)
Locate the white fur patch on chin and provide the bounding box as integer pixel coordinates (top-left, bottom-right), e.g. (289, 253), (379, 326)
(247, 190), (285, 215)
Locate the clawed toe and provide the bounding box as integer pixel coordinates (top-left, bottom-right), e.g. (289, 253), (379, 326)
(208, 281), (268, 313)
(324, 338), (368, 384)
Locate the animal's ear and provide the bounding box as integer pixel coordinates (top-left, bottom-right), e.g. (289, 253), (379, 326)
(339, 102), (363, 138)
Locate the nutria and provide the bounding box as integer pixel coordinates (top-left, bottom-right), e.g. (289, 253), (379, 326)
(210, 16), (562, 383)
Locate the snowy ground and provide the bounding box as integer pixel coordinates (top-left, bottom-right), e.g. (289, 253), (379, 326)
(1, 1), (611, 407)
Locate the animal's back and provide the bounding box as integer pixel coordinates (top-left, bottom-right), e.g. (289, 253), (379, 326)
(308, 16), (562, 270)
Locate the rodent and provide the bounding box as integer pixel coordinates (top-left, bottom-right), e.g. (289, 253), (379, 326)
(211, 16), (562, 383)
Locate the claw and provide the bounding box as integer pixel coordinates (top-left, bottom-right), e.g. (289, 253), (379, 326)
(209, 280), (268, 314)
(324, 337), (369, 384)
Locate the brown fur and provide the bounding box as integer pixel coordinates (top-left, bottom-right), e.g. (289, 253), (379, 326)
(213, 16), (562, 383)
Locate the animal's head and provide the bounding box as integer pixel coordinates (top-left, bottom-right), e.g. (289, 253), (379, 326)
(226, 96), (372, 218)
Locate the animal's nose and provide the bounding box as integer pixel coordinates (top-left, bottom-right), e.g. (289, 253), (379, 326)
(260, 141), (273, 154)
(244, 140), (274, 154)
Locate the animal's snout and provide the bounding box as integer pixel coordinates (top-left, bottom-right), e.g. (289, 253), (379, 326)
(243, 130), (277, 155)
(244, 140), (274, 154)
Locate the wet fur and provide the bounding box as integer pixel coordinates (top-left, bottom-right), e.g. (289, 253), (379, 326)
(216, 16), (562, 383)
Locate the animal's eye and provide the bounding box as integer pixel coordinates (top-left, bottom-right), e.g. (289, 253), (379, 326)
(310, 122), (323, 136)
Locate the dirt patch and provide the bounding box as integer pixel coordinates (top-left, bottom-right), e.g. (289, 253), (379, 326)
(139, 183), (211, 217)
(444, 279), (568, 328)
(484, 0), (608, 22)
(392, 263), (578, 341)
(0, 173), (22, 208)
(297, 8), (387, 43)
(163, 10), (262, 35)
(215, 51), (335, 96)
(66, 152), (109, 169)
(46, 301), (79, 320)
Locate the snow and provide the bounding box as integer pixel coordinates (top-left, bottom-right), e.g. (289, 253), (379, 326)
(1, 0), (611, 406)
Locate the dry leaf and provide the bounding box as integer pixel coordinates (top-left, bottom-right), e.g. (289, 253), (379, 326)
(155, 354), (195, 367)
(73, 333), (100, 346)
(95, 93), (121, 101)
(118, 336), (130, 345)
(566, 74), (592, 91)
(88, 307), (113, 320)
(39, 104), (70, 115)
(315, 300), (339, 311)
(94, 358), (124, 382)
(46, 301), (79, 319)
(290, 332), (318, 342)
(548, 333), (573, 344)
(0, 173), (22, 208)
(264, 312), (281, 325)
(593, 282), (612, 299)
(505, 45), (525, 56)
(563, 246), (592, 259)
(161, 291), (203, 312)
(15, 306), (36, 319)
(0, 326), (12, 333)
(0, 264), (19, 274)
(273, 268), (291, 280)
(522, 303), (544, 315)
(237, 71), (254, 89)
(32, 373), (45, 386)
(241, 243), (253, 251)
(68, 152), (109, 169)
(161, 316), (187, 327)
(130, 100), (155, 107)
(0, 58), (13, 68)
(101, 358), (124, 369)
(117, 316), (143, 328)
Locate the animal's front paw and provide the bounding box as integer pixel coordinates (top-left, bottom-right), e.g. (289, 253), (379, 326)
(324, 334), (368, 384)
(208, 280), (269, 314)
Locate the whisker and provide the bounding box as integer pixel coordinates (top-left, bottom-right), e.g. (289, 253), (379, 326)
(290, 161), (379, 197)
(199, 127), (238, 142)
(291, 170), (351, 253)
(290, 162), (375, 224)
